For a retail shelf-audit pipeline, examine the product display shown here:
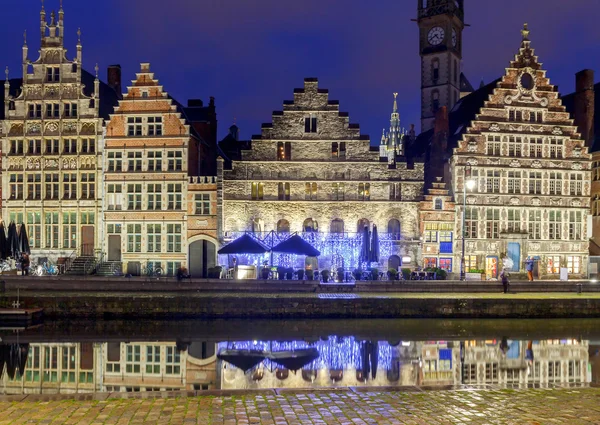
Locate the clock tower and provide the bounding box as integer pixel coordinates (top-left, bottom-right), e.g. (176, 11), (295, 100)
(417, 0), (465, 132)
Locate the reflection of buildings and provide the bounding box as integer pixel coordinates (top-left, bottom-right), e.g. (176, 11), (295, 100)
(462, 339), (588, 387)
(1, 341), (219, 394)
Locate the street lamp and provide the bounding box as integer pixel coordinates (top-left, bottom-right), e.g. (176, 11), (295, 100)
(460, 164), (477, 281)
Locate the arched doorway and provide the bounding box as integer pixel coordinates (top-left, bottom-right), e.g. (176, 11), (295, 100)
(357, 218), (370, 233)
(330, 219), (344, 234)
(303, 218), (318, 232)
(388, 219), (401, 240)
(277, 219), (290, 233)
(388, 255), (401, 271)
(189, 238), (217, 278)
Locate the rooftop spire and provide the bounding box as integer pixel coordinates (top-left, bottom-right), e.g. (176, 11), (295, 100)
(5, 66), (9, 80)
(393, 92), (398, 113)
(94, 63), (99, 79)
(23, 30), (27, 46)
(521, 23), (530, 41)
(77, 27), (81, 44)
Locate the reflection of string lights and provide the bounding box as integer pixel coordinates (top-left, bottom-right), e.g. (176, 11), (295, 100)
(219, 232), (396, 269)
(218, 336), (393, 371)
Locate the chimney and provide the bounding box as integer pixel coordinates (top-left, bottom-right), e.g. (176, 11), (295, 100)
(574, 69), (595, 148)
(107, 64), (122, 95)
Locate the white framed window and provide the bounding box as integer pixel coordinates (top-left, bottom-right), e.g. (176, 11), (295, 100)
(549, 211), (562, 240)
(167, 224), (182, 253)
(125, 345), (141, 373)
(148, 151), (162, 171)
(107, 184), (123, 210)
(127, 117), (142, 136)
(127, 184), (142, 210)
(145, 346), (161, 374)
(195, 193), (211, 215)
(147, 184), (162, 210)
(127, 224), (142, 253)
(167, 184), (182, 210)
(567, 256), (581, 274)
(148, 117), (162, 136)
(166, 347), (181, 375)
(147, 224), (161, 253)
(167, 151), (183, 171)
(486, 208), (500, 239)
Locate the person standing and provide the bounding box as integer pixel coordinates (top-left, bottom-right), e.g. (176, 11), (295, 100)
(500, 268), (509, 294)
(21, 254), (30, 276)
(525, 257), (534, 282)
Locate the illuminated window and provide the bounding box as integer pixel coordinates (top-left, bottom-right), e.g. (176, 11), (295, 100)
(251, 182), (264, 200)
(277, 142), (291, 160)
(465, 255), (477, 271)
(568, 256), (582, 273)
(358, 183), (370, 201)
(547, 256), (560, 274)
(305, 182), (318, 200)
(424, 258), (437, 268)
(332, 183), (344, 201)
(440, 258), (452, 272)
(331, 142), (346, 158)
(277, 219), (290, 233)
(424, 223), (438, 242)
(278, 182), (290, 200)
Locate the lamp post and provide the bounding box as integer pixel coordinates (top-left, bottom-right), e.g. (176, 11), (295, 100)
(461, 164), (476, 281)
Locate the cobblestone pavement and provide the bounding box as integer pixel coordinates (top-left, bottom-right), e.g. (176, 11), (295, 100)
(1, 388), (600, 424)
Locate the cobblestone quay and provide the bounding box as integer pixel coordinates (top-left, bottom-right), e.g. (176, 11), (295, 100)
(1, 387), (599, 424)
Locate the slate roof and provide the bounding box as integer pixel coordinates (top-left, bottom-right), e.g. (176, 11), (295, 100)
(81, 69), (120, 120)
(561, 81), (600, 152)
(0, 78), (23, 120)
(459, 72), (475, 93)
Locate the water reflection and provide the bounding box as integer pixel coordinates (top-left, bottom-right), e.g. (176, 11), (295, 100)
(0, 322), (597, 394)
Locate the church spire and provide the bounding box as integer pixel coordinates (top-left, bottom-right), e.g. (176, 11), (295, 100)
(40, 0), (46, 40)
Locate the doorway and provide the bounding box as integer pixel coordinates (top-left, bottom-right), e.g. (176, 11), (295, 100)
(189, 239), (216, 278)
(81, 226), (95, 256)
(507, 242), (521, 272)
(108, 235), (122, 262)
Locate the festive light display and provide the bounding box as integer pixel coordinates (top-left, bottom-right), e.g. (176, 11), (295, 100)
(218, 336), (394, 372)
(219, 231), (397, 271)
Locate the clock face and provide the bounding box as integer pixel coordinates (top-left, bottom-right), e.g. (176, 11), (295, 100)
(428, 26), (445, 46)
(452, 28), (457, 47)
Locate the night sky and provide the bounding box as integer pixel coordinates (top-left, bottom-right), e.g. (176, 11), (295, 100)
(1, 0), (599, 142)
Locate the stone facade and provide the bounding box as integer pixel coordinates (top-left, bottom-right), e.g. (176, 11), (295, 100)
(451, 26), (592, 279)
(1, 6), (110, 261)
(221, 78), (424, 271)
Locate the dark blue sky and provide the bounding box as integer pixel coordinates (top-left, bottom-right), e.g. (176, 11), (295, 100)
(2, 0), (599, 141)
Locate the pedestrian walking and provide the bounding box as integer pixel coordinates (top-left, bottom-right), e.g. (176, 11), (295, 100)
(500, 268), (509, 293)
(525, 257), (534, 282)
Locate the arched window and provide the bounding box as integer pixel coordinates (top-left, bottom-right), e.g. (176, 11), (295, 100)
(303, 218), (318, 232)
(388, 219), (401, 240)
(330, 219), (344, 234)
(432, 59), (440, 82)
(357, 218), (370, 233)
(276, 219), (290, 233)
(432, 91), (440, 113)
(358, 183), (370, 201)
(278, 183), (290, 201)
(251, 218), (263, 233)
(434, 198), (443, 210)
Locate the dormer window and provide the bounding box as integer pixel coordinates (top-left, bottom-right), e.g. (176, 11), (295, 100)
(142, 90), (149, 99)
(434, 198), (443, 210)
(304, 116), (317, 133)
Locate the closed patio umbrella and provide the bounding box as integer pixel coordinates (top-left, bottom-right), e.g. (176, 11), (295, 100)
(370, 225), (380, 263)
(6, 222), (19, 259)
(18, 224), (30, 255)
(0, 222), (7, 260)
(360, 226), (370, 264)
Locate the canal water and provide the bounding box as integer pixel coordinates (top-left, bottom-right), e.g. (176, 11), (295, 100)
(1, 318), (599, 394)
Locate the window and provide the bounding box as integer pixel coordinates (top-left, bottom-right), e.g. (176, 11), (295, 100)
(27, 212), (41, 248)
(277, 219), (290, 233)
(64, 102), (78, 117)
(508, 136), (522, 157)
(330, 219), (344, 234)
(63, 139), (77, 154)
(10, 140), (24, 154)
(107, 224), (122, 234)
(432, 59), (439, 82)
(547, 256), (560, 274)
(464, 207), (478, 238)
(432, 91), (440, 112)
(127, 117), (142, 136)
(278, 183), (290, 201)
(25, 346), (41, 382)
(128, 152), (142, 172)
(43, 346), (59, 383)
(434, 198), (443, 210)
(277, 142), (291, 160)
(107, 184), (122, 210)
(331, 142), (346, 158)
(9, 174), (24, 199)
(166, 347), (181, 375)
(80, 173), (95, 199)
(251, 182), (264, 200)
(569, 211), (582, 240)
(81, 212), (95, 225)
(550, 138), (563, 159)
(568, 360), (581, 381)
(358, 183), (370, 201)
(389, 183), (401, 201)
(46, 139), (59, 154)
(46, 103), (60, 118)
(549, 211), (562, 240)
(570, 173), (583, 196)
(549, 172), (562, 195)
(304, 116), (317, 133)
(305, 182), (318, 200)
(166, 262), (182, 277)
(61, 346), (76, 383)
(63, 173), (77, 199)
(167, 151), (183, 171)
(28, 103), (42, 118)
(194, 193), (211, 215)
(507, 209), (521, 233)
(127, 224), (142, 252)
(567, 256), (581, 274)
(28, 139), (41, 154)
(148, 151), (162, 171)
(107, 152), (122, 172)
(27, 174), (42, 200)
(424, 258), (437, 269)
(44, 212), (59, 248)
(509, 110), (515, 121)
(439, 258), (452, 272)
(465, 255), (477, 271)
(167, 224), (182, 252)
(46, 66), (60, 82)
(145, 346), (161, 374)
(81, 139), (95, 153)
(125, 345), (141, 373)
(528, 210), (541, 240)
(516, 110), (522, 121)
(424, 223), (438, 243)
(439, 224), (453, 243)
(62, 212), (77, 249)
(486, 170), (500, 193)
(9, 212), (24, 225)
(529, 171), (542, 194)
(147, 184), (162, 210)
(147, 117), (162, 136)
(167, 184), (182, 209)
(529, 137), (542, 158)
(332, 183), (344, 201)
(507, 171), (521, 194)
(486, 208), (500, 239)
(127, 184), (142, 210)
